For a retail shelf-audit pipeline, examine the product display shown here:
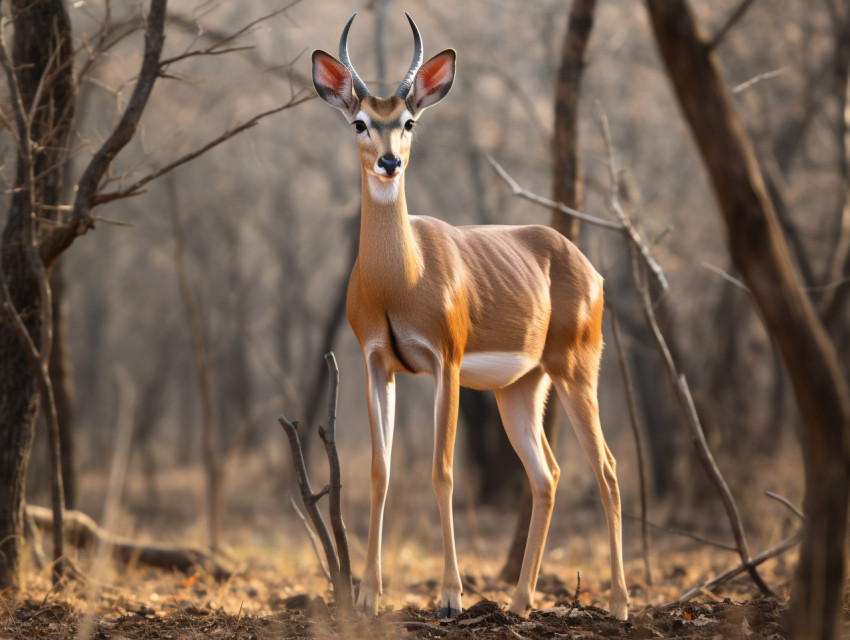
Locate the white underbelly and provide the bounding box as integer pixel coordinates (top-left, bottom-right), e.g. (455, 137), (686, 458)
(459, 352), (538, 390)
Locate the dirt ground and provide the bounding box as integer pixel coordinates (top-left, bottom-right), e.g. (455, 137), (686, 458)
(3, 526), (844, 640)
(1, 593), (794, 640)
(7, 447), (843, 639)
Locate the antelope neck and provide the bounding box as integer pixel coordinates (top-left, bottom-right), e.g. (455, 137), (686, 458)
(358, 168), (423, 295)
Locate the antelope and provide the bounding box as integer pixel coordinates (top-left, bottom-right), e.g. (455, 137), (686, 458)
(311, 12), (629, 621)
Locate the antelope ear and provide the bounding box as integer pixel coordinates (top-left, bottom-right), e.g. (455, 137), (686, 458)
(407, 49), (456, 116)
(312, 50), (359, 117)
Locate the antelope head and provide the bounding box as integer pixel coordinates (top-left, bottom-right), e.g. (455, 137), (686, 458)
(312, 13), (456, 194)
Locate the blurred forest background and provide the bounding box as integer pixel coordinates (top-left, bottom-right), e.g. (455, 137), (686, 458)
(3, 0), (848, 613)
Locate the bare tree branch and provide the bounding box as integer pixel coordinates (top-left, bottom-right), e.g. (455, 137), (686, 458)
(487, 153), (669, 291)
(76, 14), (146, 85)
(731, 67), (788, 94)
(486, 154), (622, 230)
(709, 0), (759, 50)
(166, 2), (311, 88)
(596, 102), (775, 598)
(622, 513), (737, 552)
(645, 2), (850, 632)
(161, 1), (302, 68)
(594, 104), (670, 291)
(289, 495), (331, 583)
(701, 261), (750, 292)
(765, 491), (805, 520)
(88, 93), (312, 207)
(39, 0), (168, 266)
(607, 296), (653, 585)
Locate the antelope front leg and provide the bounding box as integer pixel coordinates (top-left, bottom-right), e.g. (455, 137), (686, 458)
(432, 364), (463, 617)
(357, 354), (396, 615)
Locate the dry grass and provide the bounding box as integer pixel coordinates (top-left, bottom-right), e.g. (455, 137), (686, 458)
(8, 441), (822, 639)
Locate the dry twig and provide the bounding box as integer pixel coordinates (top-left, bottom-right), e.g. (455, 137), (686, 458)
(596, 106), (775, 599)
(709, 0), (759, 50)
(607, 299), (653, 585)
(675, 530), (802, 604)
(317, 353), (354, 610)
(289, 495), (331, 583)
(279, 352), (353, 612)
(486, 153), (668, 291)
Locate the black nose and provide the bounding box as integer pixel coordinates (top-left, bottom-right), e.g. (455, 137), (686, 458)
(377, 154), (401, 176)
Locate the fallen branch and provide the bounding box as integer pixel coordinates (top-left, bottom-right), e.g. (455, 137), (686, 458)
(396, 621), (449, 636)
(675, 529), (802, 604)
(25, 505), (232, 580)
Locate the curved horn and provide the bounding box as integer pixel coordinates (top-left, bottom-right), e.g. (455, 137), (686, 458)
(394, 12), (423, 98)
(339, 13), (371, 98)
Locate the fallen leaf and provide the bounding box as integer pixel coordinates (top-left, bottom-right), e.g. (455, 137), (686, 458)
(181, 572), (200, 589)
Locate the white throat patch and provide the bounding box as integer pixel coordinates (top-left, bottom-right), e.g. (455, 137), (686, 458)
(367, 175), (400, 204)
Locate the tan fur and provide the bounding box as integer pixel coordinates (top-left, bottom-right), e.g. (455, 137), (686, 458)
(317, 67), (628, 619)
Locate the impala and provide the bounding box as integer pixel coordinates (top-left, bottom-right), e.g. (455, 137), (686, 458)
(311, 12), (629, 621)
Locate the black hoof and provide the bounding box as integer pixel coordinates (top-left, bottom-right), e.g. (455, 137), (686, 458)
(439, 606), (462, 619)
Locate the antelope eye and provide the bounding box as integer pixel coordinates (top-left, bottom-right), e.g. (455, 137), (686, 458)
(353, 120), (368, 134)
(404, 120), (415, 132)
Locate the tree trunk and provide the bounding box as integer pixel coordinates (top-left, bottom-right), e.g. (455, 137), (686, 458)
(0, 0), (76, 590)
(169, 181), (222, 551)
(645, 2), (850, 638)
(500, 0), (596, 584)
(0, 212), (41, 588)
(551, 0), (594, 241)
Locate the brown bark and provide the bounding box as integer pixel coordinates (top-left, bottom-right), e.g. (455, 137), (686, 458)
(645, 2), (850, 638)
(551, 0), (595, 241)
(0, 0), (76, 590)
(499, 0), (596, 585)
(821, 12), (850, 331)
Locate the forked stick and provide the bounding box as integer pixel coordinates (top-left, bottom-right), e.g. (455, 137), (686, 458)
(279, 351), (353, 612)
